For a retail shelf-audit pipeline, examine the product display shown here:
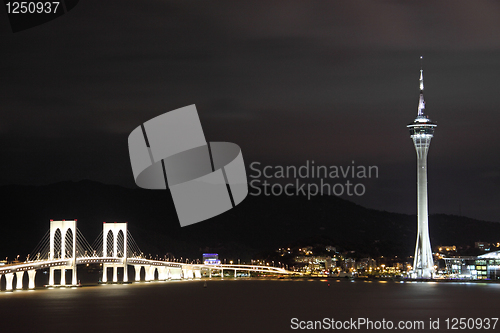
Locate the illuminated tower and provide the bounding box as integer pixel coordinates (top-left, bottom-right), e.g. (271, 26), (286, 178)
(407, 56), (436, 279)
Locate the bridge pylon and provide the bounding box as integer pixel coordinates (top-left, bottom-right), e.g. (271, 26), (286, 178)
(102, 222), (128, 283)
(49, 220), (77, 286)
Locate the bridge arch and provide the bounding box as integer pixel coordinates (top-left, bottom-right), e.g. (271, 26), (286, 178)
(140, 266), (146, 281)
(101, 222), (129, 283)
(105, 230), (114, 257)
(53, 228), (62, 259)
(102, 223), (127, 258)
(49, 220), (76, 260)
(117, 230), (125, 257)
(64, 228), (74, 259)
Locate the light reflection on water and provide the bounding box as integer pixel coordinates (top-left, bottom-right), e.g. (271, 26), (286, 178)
(1, 279), (499, 332)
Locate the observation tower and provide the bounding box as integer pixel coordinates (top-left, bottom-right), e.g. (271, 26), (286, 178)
(407, 56), (437, 279)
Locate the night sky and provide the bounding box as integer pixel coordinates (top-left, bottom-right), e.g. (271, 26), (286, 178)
(1, 1), (499, 222)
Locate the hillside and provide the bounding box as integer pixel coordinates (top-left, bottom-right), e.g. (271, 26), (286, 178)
(0, 180), (498, 260)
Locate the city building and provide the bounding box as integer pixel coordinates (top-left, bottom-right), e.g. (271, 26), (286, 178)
(202, 253), (221, 265)
(475, 242), (491, 251)
(437, 245), (457, 252)
(440, 251), (500, 280)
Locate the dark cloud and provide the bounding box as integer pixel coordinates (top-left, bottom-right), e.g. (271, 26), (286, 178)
(0, 0), (499, 221)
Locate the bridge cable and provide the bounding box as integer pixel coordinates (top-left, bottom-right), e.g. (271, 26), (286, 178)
(91, 231), (104, 257)
(76, 228), (95, 258)
(28, 229), (50, 261)
(126, 231), (142, 258)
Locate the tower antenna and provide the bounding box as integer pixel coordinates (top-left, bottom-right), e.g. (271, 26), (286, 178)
(418, 56), (425, 115)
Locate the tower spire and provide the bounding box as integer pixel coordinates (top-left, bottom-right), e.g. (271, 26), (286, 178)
(418, 56), (425, 116)
(420, 56), (424, 90)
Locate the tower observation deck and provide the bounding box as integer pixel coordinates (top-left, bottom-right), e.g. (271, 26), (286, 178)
(407, 57), (436, 279)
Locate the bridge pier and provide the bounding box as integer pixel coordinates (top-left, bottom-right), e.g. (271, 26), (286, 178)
(145, 266), (154, 281)
(102, 262), (128, 284)
(15, 271), (24, 290)
(194, 269), (201, 279)
(49, 267), (54, 285)
(28, 270), (36, 289)
(60, 268), (66, 286)
(170, 268), (182, 280)
(131, 265), (187, 282)
(134, 265), (141, 281)
(158, 266), (167, 280)
(102, 265), (108, 283)
(182, 268), (189, 279)
(234, 269), (237, 278)
(5, 273), (14, 291)
(123, 259), (128, 282)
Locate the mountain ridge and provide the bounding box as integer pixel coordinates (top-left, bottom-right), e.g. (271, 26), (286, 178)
(0, 180), (498, 261)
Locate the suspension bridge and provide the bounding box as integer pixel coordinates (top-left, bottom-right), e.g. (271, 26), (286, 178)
(0, 220), (295, 291)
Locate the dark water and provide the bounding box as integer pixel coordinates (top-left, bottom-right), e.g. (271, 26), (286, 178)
(1, 278), (499, 332)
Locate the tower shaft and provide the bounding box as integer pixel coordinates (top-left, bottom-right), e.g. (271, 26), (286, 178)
(412, 136), (434, 278)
